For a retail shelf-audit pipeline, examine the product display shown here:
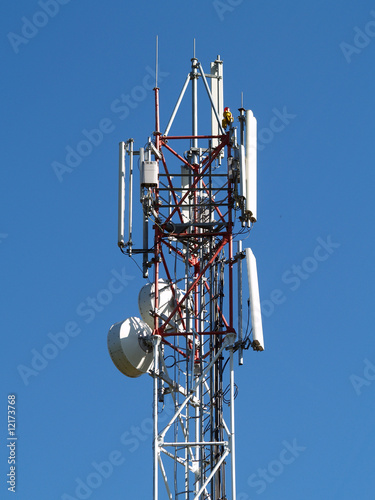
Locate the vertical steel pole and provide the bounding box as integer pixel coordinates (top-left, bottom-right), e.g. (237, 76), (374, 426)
(191, 57), (198, 164)
(230, 346), (237, 500)
(153, 83), (161, 500)
(239, 107), (245, 146)
(153, 335), (161, 500)
(190, 55), (199, 498)
(185, 402), (189, 500)
(195, 381), (200, 497)
(154, 86), (160, 327)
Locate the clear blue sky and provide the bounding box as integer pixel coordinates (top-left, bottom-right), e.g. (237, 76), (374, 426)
(1, 0), (375, 498)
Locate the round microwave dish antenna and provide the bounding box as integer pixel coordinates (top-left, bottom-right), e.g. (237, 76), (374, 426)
(107, 317), (153, 378)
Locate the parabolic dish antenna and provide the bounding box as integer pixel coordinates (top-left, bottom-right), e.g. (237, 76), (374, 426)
(138, 279), (187, 331)
(107, 316), (153, 378)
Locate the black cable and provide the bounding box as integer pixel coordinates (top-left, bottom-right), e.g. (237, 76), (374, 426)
(164, 355), (176, 369)
(127, 254), (152, 283)
(222, 383), (239, 405)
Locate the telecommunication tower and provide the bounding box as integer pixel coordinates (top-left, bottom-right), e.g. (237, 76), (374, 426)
(108, 46), (264, 500)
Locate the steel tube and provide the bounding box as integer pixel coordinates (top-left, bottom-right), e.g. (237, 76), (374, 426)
(230, 348), (236, 500)
(192, 57), (198, 166)
(153, 335), (161, 500)
(163, 74), (190, 137)
(198, 62), (224, 135)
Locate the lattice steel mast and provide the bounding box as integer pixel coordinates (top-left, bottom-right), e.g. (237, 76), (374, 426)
(108, 49), (264, 500)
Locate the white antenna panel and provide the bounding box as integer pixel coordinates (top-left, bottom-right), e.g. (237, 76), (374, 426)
(245, 248), (264, 351)
(245, 110), (257, 222)
(118, 141), (126, 247)
(107, 317), (153, 377)
(240, 144), (246, 200)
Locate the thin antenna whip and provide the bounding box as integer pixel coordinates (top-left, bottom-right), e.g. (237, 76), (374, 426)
(155, 35), (158, 88)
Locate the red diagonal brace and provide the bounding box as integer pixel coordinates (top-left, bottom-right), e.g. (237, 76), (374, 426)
(161, 141), (191, 169)
(162, 137), (228, 226)
(160, 153), (185, 224)
(159, 235), (229, 335)
(160, 249), (186, 331)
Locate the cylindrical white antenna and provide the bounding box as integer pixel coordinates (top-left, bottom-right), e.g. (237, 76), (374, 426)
(118, 141), (126, 248)
(199, 62), (224, 135)
(245, 110), (257, 222)
(210, 56), (224, 153)
(245, 248), (264, 351)
(139, 147), (144, 198)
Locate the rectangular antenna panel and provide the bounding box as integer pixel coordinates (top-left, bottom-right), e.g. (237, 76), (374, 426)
(245, 247), (264, 351)
(240, 144), (246, 200)
(118, 141), (126, 247)
(245, 110), (257, 222)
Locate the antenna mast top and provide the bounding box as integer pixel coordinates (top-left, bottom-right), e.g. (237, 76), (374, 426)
(155, 35), (158, 88)
(110, 50), (264, 500)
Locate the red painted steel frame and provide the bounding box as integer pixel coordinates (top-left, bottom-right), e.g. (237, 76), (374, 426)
(151, 87), (235, 362)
